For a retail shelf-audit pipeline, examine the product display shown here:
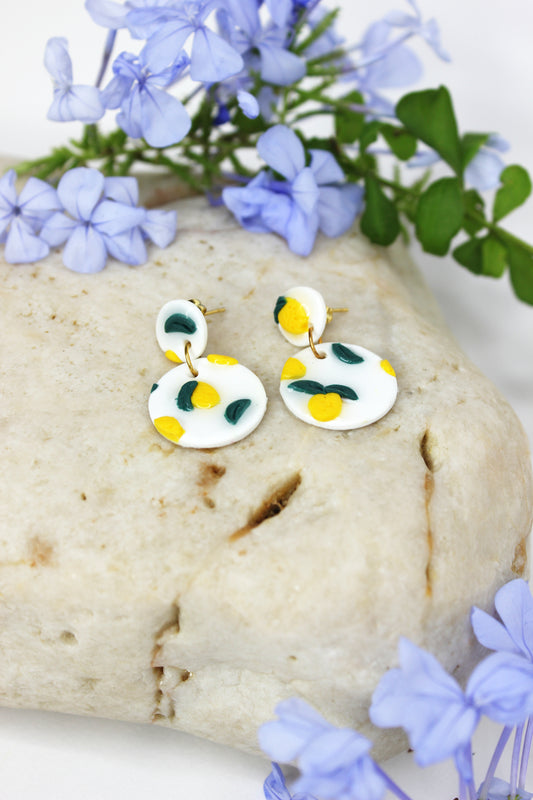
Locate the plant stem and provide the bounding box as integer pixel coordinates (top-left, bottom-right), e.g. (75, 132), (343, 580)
(479, 726), (513, 800)
(519, 716), (533, 790)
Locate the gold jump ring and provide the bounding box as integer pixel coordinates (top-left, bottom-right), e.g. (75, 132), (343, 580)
(308, 325), (326, 360)
(184, 340), (199, 377)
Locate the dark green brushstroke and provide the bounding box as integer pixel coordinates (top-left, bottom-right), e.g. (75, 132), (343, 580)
(288, 380), (326, 395)
(273, 296), (287, 324)
(150, 383), (159, 394)
(165, 313), (197, 335)
(225, 398), (252, 425)
(325, 383), (359, 401)
(332, 343), (364, 364)
(177, 380), (198, 411)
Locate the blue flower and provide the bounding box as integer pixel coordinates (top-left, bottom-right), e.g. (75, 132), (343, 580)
(471, 579), (533, 660)
(85, 0), (171, 30)
(127, 0), (244, 82)
(220, 0), (306, 86)
(369, 638), (480, 779)
(44, 37), (105, 123)
(40, 168), (149, 273)
(222, 124), (363, 256)
(263, 763), (317, 800)
(467, 651), (533, 726)
(464, 135), (510, 192)
(259, 698), (386, 800)
(382, 0), (450, 62)
(0, 170), (60, 264)
(101, 50), (191, 147)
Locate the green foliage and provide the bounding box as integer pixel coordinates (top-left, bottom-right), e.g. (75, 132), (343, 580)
(493, 165), (532, 222)
(415, 178), (463, 256)
(360, 176), (400, 247)
(396, 86), (462, 173)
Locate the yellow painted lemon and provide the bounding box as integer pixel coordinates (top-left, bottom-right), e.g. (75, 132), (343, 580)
(308, 393), (342, 422)
(154, 416), (185, 443)
(207, 354), (239, 365)
(191, 382), (220, 409)
(281, 357), (307, 381)
(278, 298), (309, 335)
(165, 350), (182, 363)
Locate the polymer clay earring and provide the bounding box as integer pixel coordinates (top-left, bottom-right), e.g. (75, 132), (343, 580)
(274, 286), (397, 430)
(149, 299), (267, 448)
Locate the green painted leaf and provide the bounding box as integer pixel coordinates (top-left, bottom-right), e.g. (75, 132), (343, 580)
(274, 296), (287, 324)
(165, 313), (197, 335)
(335, 91), (365, 144)
(325, 384), (359, 401)
(360, 175), (400, 247)
(493, 165), (532, 223)
(150, 383), (159, 394)
(461, 132), (490, 167)
(381, 124), (417, 161)
(224, 398), (252, 425)
(453, 238), (483, 274)
(507, 242), (533, 305)
(177, 380), (198, 412)
(396, 87), (462, 174)
(288, 380), (326, 395)
(481, 235), (507, 278)
(332, 343), (364, 364)
(415, 177), (463, 256)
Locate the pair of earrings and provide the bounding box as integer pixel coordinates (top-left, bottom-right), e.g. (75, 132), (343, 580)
(148, 288), (398, 449)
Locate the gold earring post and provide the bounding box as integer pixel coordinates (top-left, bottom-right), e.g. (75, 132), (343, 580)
(326, 306), (348, 324)
(189, 298), (225, 316)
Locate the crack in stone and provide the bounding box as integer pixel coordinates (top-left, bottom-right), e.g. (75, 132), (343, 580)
(151, 603), (183, 723)
(420, 430), (435, 597)
(229, 472), (302, 542)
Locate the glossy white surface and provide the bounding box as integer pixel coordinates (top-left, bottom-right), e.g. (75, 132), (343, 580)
(1, 0), (532, 797)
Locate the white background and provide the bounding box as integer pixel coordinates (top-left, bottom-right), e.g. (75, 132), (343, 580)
(1, 1), (532, 797)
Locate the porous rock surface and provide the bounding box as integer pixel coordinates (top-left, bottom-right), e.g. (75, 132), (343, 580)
(0, 185), (532, 758)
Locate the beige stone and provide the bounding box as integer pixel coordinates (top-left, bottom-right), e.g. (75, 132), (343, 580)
(0, 190), (531, 757)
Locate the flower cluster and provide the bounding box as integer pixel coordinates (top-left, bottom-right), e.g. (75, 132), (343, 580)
(1, 167), (176, 272)
(5, 0), (532, 296)
(259, 579), (533, 800)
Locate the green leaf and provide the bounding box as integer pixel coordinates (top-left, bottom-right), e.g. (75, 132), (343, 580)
(224, 398), (252, 425)
(453, 238), (483, 274)
(507, 242), (533, 304)
(360, 176), (400, 247)
(462, 189), (486, 236)
(288, 380), (326, 395)
(274, 296), (287, 324)
(481, 235), (507, 278)
(381, 124), (417, 161)
(396, 86), (462, 174)
(493, 165), (532, 222)
(461, 133), (490, 167)
(165, 313), (197, 334)
(359, 120), (381, 152)
(331, 343), (364, 364)
(335, 91), (365, 144)
(325, 384), (359, 400)
(415, 177), (463, 255)
(177, 381), (198, 412)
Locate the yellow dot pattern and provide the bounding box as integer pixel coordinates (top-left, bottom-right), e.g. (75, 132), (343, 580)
(207, 354), (239, 365)
(191, 382), (220, 409)
(380, 359), (396, 376)
(281, 358), (307, 381)
(278, 298), (309, 335)
(308, 393), (342, 422)
(154, 416), (185, 443)
(165, 350), (182, 363)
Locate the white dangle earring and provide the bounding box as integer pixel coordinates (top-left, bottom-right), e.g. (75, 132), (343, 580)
(274, 286), (398, 430)
(149, 298), (267, 448)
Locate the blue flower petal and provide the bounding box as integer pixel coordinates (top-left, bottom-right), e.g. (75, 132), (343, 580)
(309, 150), (345, 186)
(468, 651), (533, 725)
(104, 176), (139, 206)
(0, 170), (18, 212)
(291, 167), (319, 215)
(257, 39), (306, 86)
(141, 209), (177, 247)
(222, 175), (273, 233)
(237, 90), (259, 119)
(103, 227), (147, 265)
(257, 125), (306, 181)
(40, 212), (78, 247)
(263, 764), (292, 800)
(141, 19), (193, 73)
(101, 73), (133, 109)
(117, 87), (144, 140)
(190, 26), (243, 82)
(57, 167), (105, 222)
(364, 44), (422, 89)
(18, 177), (60, 225)
(265, 0), (292, 27)
(4, 217), (49, 264)
(139, 86), (191, 147)
(465, 150), (505, 192)
(318, 184), (364, 237)
(44, 37), (72, 87)
(63, 225), (108, 273)
(259, 698), (330, 763)
(91, 200), (146, 236)
(85, 0), (129, 29)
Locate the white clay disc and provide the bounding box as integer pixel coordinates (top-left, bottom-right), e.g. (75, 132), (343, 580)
(149, 355), (267, 448)
(156, 300), (208, 363)
(279, 342), (397, 430)
(274, 286), (328, 347)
